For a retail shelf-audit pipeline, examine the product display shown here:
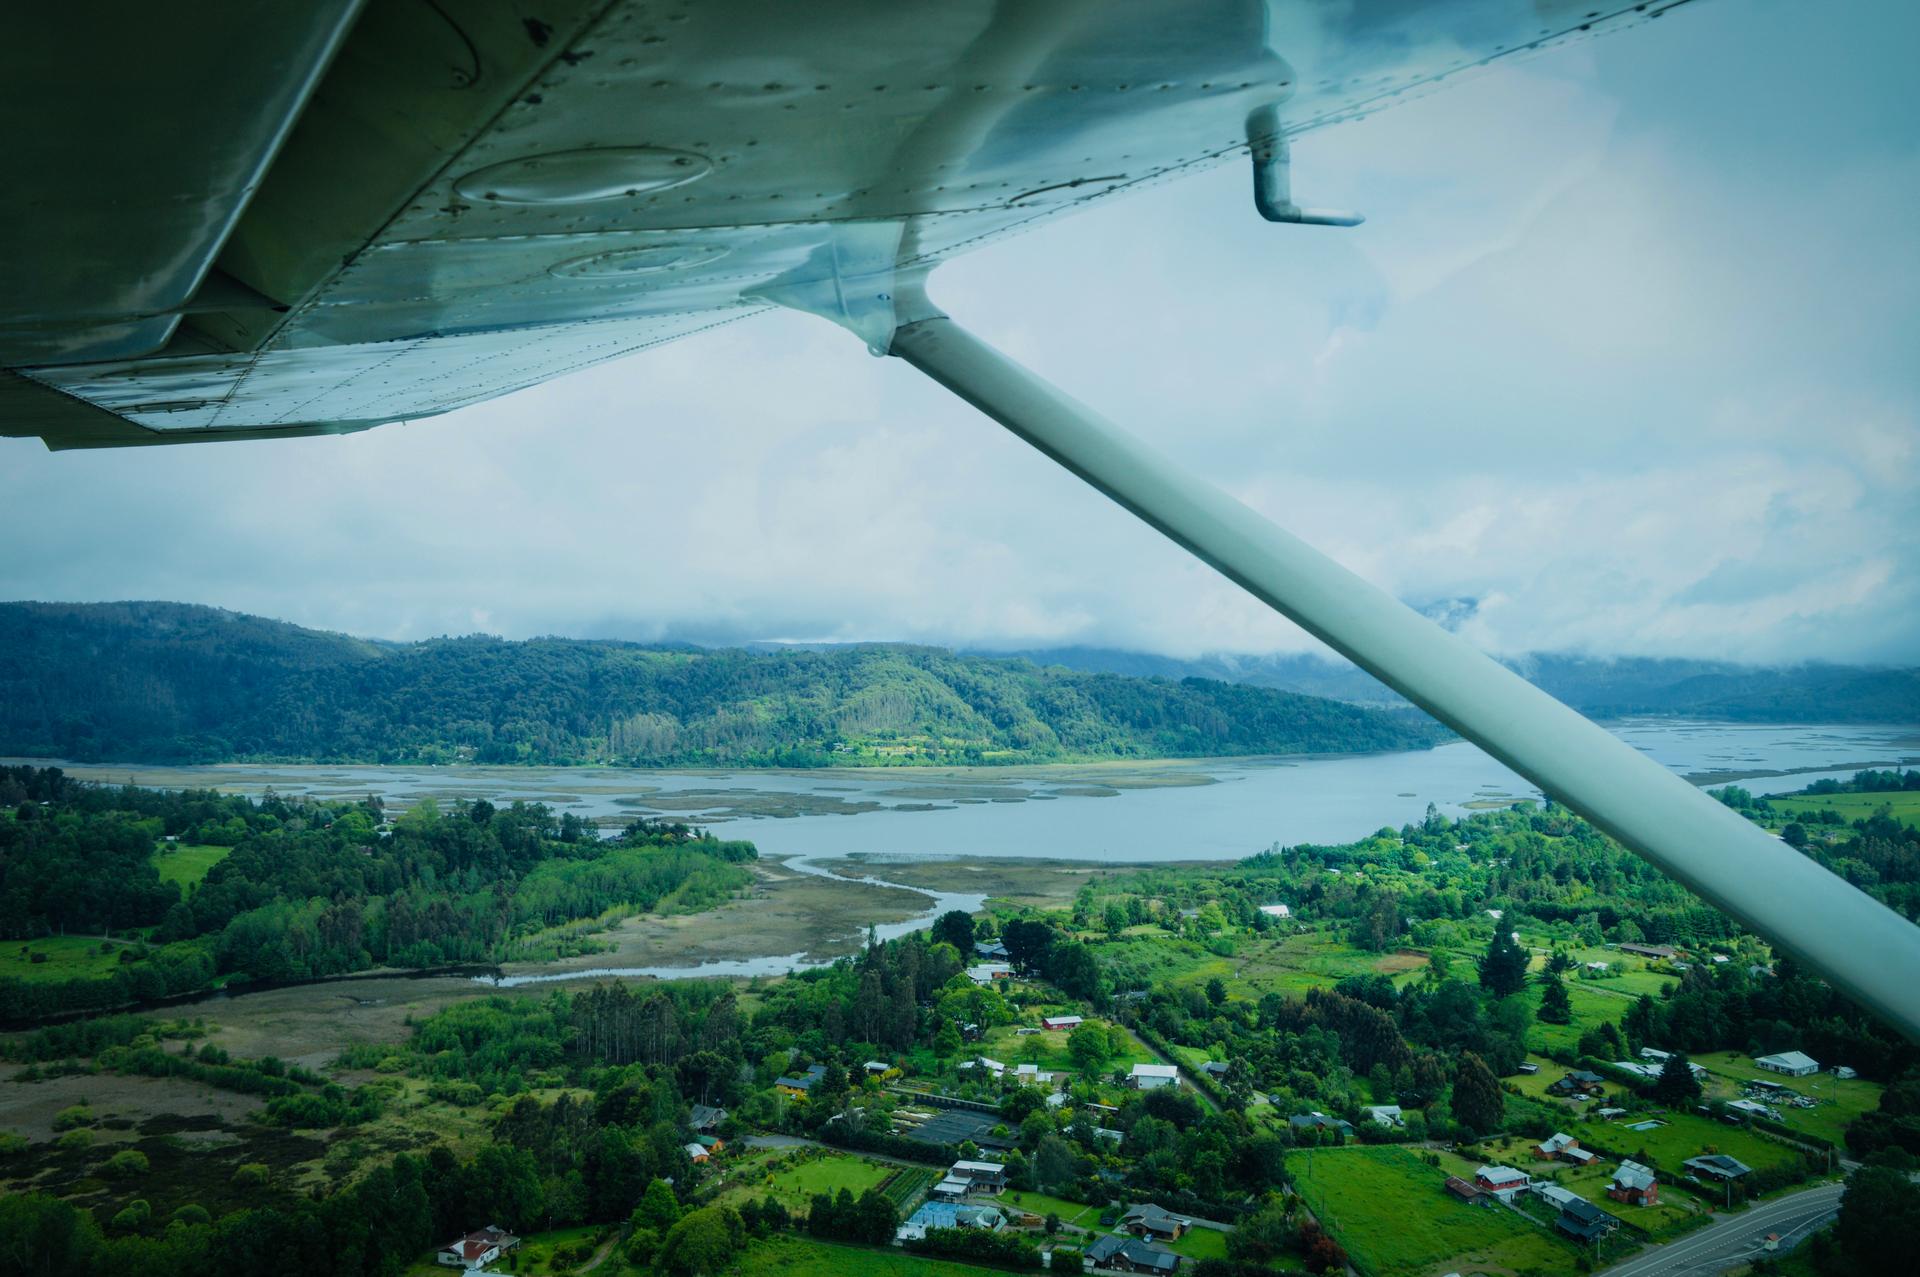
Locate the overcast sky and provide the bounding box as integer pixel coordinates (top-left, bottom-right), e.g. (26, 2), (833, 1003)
(3, 0), (1914, 665)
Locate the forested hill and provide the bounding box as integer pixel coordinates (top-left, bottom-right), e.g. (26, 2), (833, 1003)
(979, 645), (1920, 722)
(0, 602), (1445, 766)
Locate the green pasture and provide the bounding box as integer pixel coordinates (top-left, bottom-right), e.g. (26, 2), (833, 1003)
(150, 843), (231, 891)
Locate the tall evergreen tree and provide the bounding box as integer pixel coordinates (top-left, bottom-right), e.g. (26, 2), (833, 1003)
(1537, 973), (1573, 1024)
(1651, 1051), (1702, 1107)
(1478, 929), (1529, 999)
(1453, 1051), (1505, 1135)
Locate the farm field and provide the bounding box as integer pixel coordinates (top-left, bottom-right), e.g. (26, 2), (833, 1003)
(1527, 980), (1635, 1055)
(1287, 1145), (1576, 1277)
(150, 843), (231, 890)
(1769, 790), (1920, 830)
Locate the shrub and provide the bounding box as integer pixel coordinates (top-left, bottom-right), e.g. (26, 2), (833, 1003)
(171, 1204), (211, 1226)
(101, 1149), (150, 1177)
(0, 1131), (29, 1155)
(51, 1105), (93, 1131)
(110, 1199), (151, 1232)
(232, 1163), (270, 1189)
(55, 1130), (93, 1150)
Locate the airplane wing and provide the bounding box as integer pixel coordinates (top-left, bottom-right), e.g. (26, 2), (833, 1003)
(3, 0), (1692, 450)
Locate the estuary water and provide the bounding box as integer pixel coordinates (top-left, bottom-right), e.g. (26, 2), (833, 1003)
(22, 719), (1912, 986)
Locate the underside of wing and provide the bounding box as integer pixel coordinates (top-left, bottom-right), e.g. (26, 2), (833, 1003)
(2, 0), (1694, 449)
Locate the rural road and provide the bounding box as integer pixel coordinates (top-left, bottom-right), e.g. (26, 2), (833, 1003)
(1596, 1182), (1844, 1277)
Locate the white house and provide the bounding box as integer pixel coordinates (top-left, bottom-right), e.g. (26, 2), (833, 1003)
(1258, 903), (1292, 918)
(436, 1226), (519, 1271)
(1363, 1105), (1404, 1127)
(1130, 1063), (1179, 1089)
(1755, 1051), (1819, 1077)
(966, 964), (1010, 985)
(1834, 1065), (1858, 1080)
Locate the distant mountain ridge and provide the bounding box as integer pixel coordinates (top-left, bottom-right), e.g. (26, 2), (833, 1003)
(971, 645), (1920, 723)
(0, 602), (1445, 767)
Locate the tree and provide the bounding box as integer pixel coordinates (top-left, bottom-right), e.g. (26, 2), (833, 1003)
(1833, 1159), (1920, 1274)
(1452, 1051), (1504, 1135)
(1537, 974), (1572, 1025)
(932, 910), (975, 954)
(635, 1178), (681, 1233)
(1478, 929), (1528, 999)
(1651, 1051), (1703, 1107)
(656, 1205), (746, 1276)
(1067, 1023), (1110, 1074)
(1783, 822), (1809, 849)
(1002, 919), (1055, 971)
(1225, 1198), (1294, 1264)
(1205, 977), (1228, 1007)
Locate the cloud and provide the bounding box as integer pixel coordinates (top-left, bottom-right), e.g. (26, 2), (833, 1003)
(0, 0), (1914, 664)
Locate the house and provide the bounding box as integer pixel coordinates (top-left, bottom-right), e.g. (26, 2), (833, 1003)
(683, 1141), (709, 1163)
(1445, 1176), (1490, 1206)
(1473, 1166), (1531, 1202)
(1727, 1099), (1774, 1121)
(1533, 1184), (1582, 1210)
(967, 964), (1011, 985)
(1288, 1111), (1354, 1137)
(1042, 1015), (1084, 1031)
(931, 1176), (973, 1201)
(1683, 1154), (1753, 1182)
(1620, 942), (1678, 960)
(863, 1060), (892, 1076)
(1609, 1161), (1659, 1206)
(975, 940), (1010, 960)
(1549, 1070), (1608, 1097)
(1834, 1065), (1858, 1080)
(1258, 903), (1292, 918)
(1130, 1063), (1178, 1089)
(949, 1160), (1009, 1193)
(689, 1104), (727, 1132)
(1755, 1051), (1819, 1077)
(1014, 1063), (1055, 1086)
(1536, 1132), (1595, 1165)
(1515, 1062), (1541, 1076)
(435, 1226), (519, 1271)
(1085, 1234), (1179, 1274)
(897, 1201), (1004, 1241)
(1119, 1203), (1191, 1241)
(1093, 1126), (1124, 1144)
(774, 1064), (827, 1097)
(1554, 1197), (1619, 1244)
(958, 1056), (1007, 1077)
(1200, 1061), (1231, 1081)
(1584, 961), (1610, 973)
(1364, 1105), (1404, 1128)
(1596, 1107), (1628, 1120)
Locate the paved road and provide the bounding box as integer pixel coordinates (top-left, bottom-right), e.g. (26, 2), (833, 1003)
(1596, 1183), (1844, 1277)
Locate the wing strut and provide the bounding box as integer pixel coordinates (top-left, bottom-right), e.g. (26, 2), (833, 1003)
(867, 279), (1920, 1041)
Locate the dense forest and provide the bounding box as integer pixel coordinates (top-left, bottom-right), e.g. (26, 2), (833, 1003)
(0, 767), (754, 1019)
(0, 602), (1444, 766)
(983, 646), (1920, 722)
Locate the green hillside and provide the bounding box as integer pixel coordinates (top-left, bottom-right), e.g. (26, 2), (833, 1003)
(0, 601), (1444, 767)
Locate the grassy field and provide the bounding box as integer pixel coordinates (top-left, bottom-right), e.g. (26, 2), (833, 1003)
(715, 1152), (893, 1213)
(1693, 1052), (1882, 1146)
(997, 1188), (1102, 1228)
(728, 1235), (1011, 1276)
(1288, 1145), (1576, 1277)
(1566, 1108), (1808, 1176)
(1527, 980), (1635, 1056)
(150, 843), (231, 891)
(1100, 927), (1428, 1002)
(0, 935), (139, 984)
(1770, 790), (1920, 830)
